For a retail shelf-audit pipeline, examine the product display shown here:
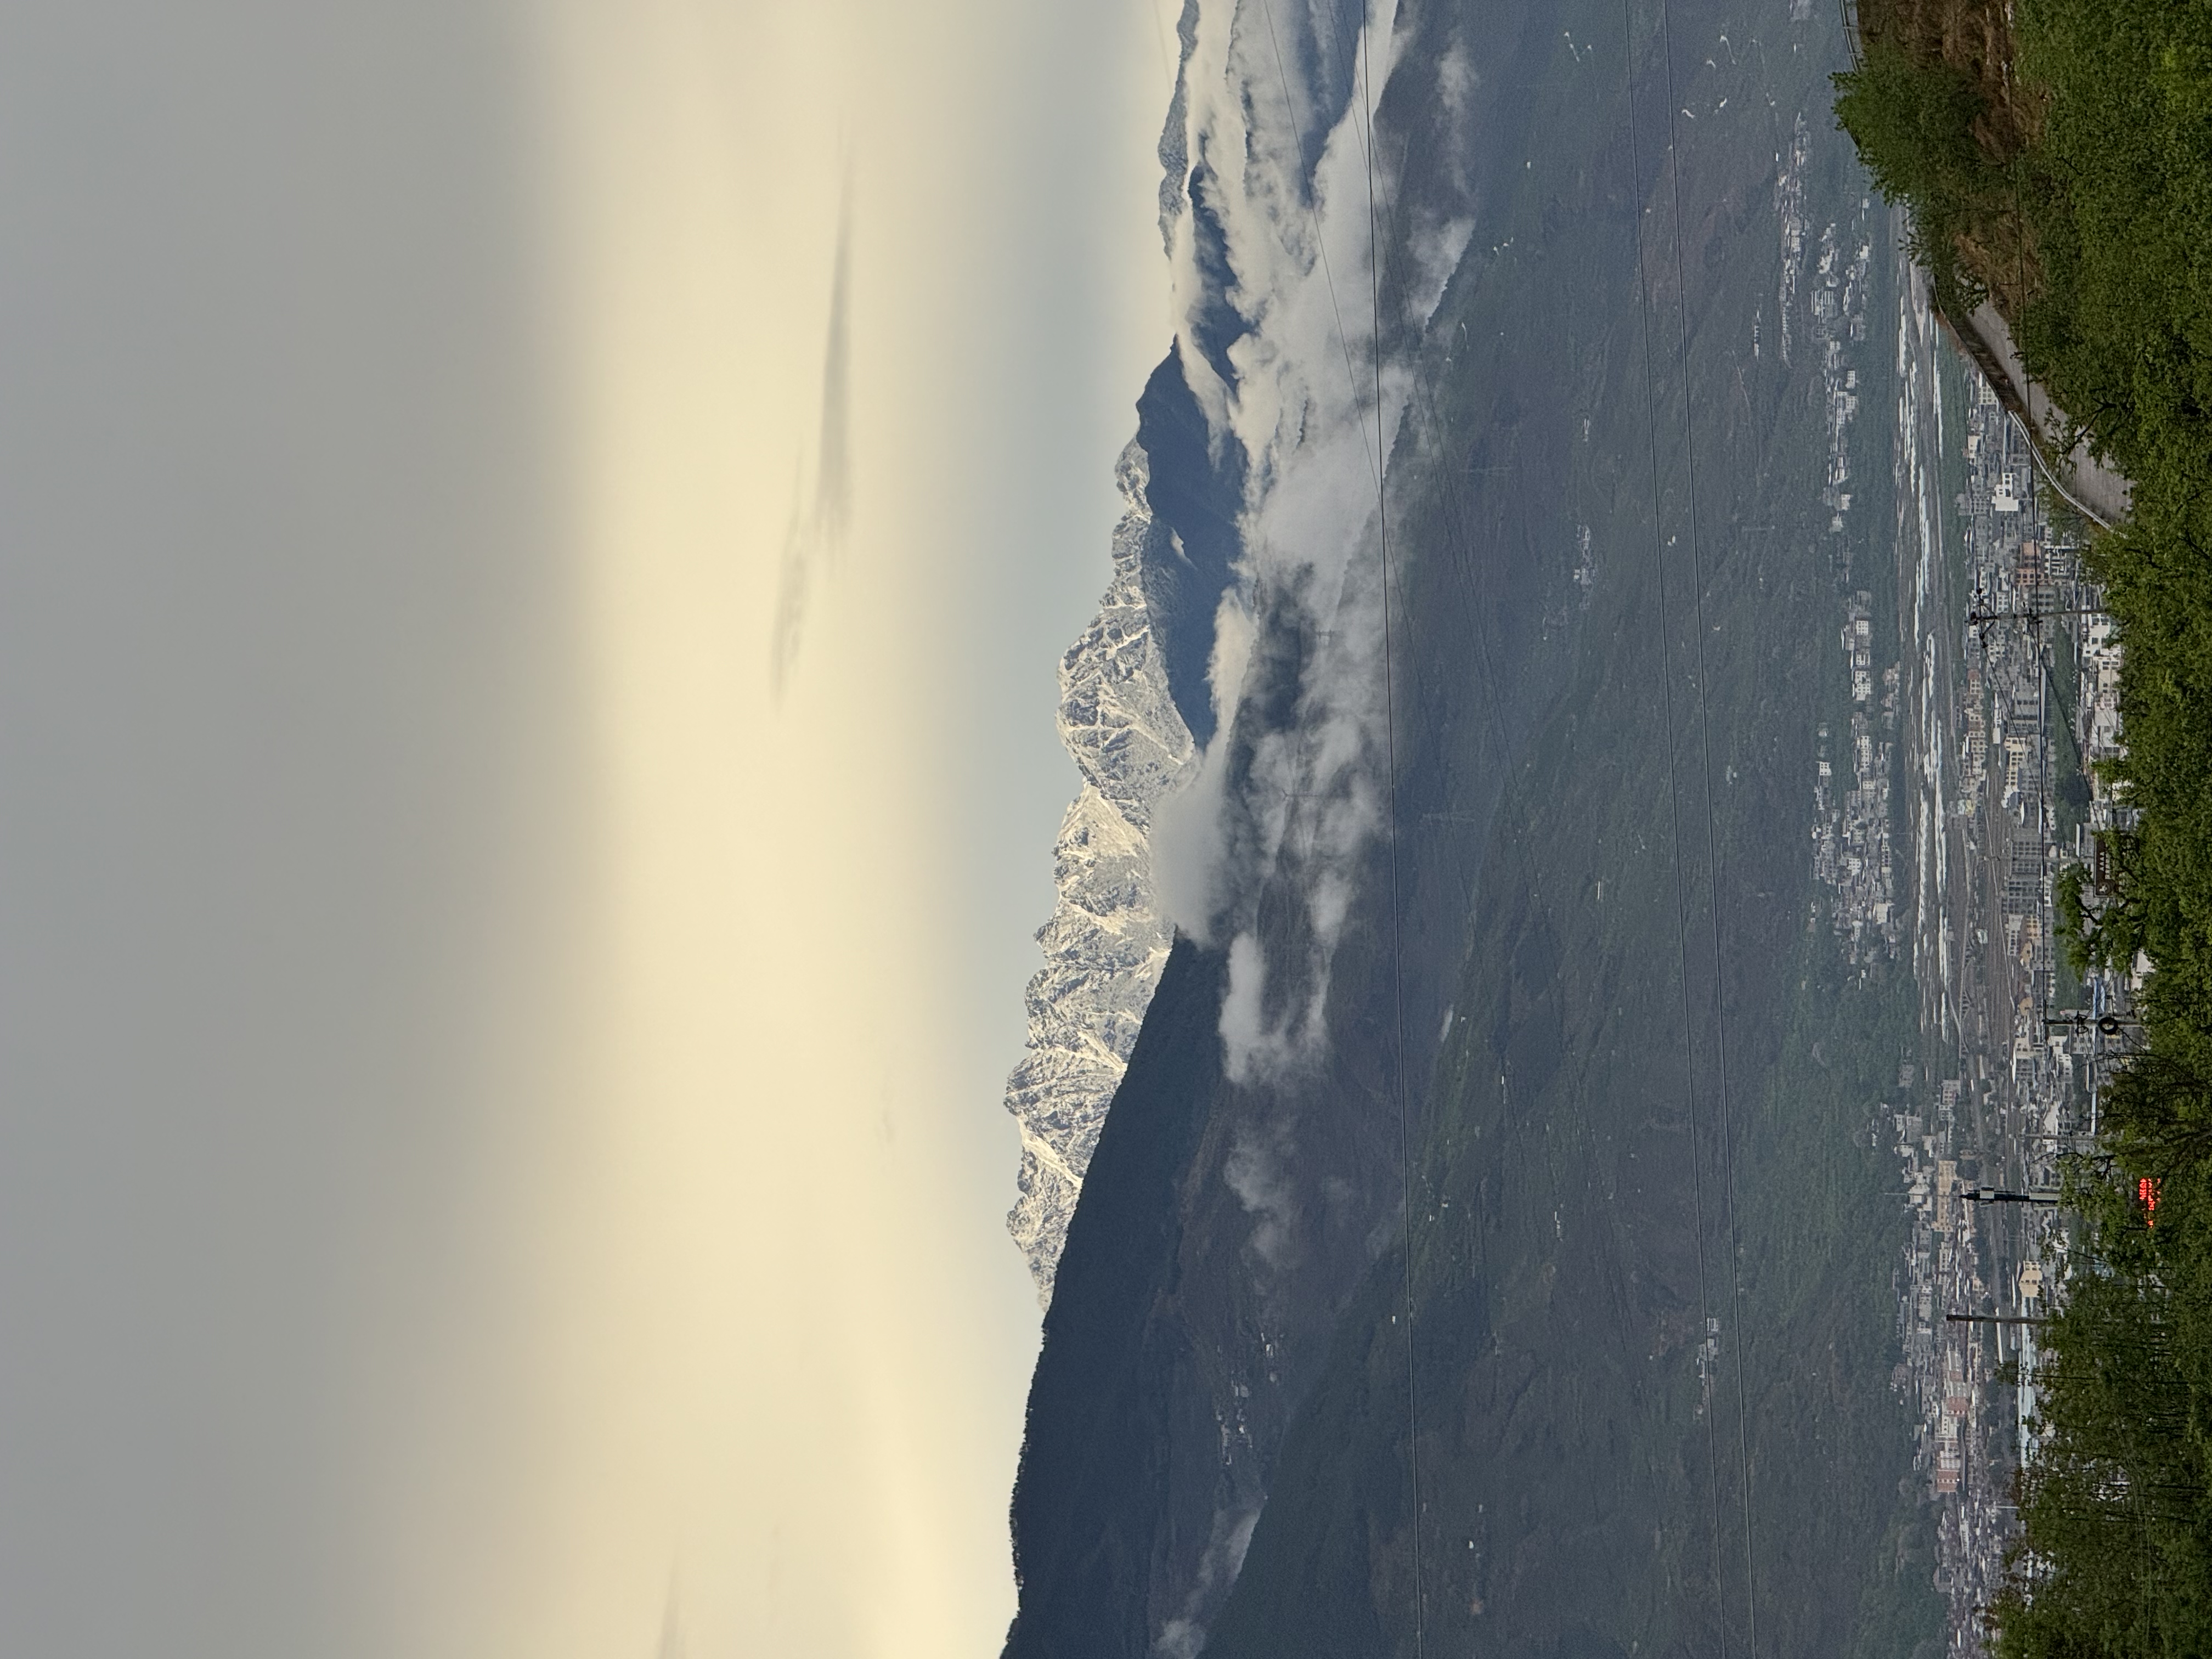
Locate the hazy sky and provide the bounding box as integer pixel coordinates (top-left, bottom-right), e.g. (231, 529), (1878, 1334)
(0, 3), (1173, 1654)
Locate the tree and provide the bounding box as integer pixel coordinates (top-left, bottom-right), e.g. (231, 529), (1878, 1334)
(1833, 41), (2001, 309)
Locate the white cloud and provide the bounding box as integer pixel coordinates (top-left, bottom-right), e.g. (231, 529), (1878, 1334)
(1218, 930), (1272, 1082)
(1224, 1122), (1300, 1269)
(768, 190), (855, 696)
(1146, 0), (1468, 1084)
(1406, 213), (1475, 325)
(1152, 1502), (1261, 1659)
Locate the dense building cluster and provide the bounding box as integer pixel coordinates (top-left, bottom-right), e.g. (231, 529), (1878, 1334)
(1812, 597), (1904, 962)
(1802, 190), (1899, 964)
(1872, 355), (2131, 1655)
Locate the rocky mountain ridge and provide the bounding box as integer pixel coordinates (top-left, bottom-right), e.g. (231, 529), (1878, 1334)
(1002, 438), (1194, 1302)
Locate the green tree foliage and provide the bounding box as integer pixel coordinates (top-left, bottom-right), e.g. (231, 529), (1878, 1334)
(1833, 41), (1999, 309)
(2013, 1), (2212, 489)
(1993, 1252), (2212, 1658)
(1991, 1140), (2212, 1657)
(1836, 2), (2212, 1650)
(2056, 861), (2135, 980)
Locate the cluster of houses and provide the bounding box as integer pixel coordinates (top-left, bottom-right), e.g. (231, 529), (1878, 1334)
(1881, 368), (2132, 1654)
(1812, 596), (1905, 962)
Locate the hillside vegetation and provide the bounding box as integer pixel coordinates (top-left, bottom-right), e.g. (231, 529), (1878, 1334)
(1837, 5), (2212, 1654)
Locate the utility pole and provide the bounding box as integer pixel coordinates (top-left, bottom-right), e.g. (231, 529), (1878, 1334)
(1968, 602), (2105, 628)
(1961, 1186), (2062, 1207)
(2044, 1011), (2136, 1036)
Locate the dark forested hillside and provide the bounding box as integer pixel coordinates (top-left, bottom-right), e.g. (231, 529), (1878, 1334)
(1005, 0), (1946, 1652)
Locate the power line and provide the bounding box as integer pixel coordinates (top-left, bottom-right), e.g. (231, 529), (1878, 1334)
(1357, 13), (1428, 1655)
(1621, 7), (1733, 1647)
(1235, 55), (1488, 1658)
(1257, 0), (1378, 490)
(1654, 2), (1760, 1647)
(1968, 602), (2106, 627)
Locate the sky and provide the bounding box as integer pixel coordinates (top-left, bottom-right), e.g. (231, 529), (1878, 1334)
(0, 2), (1175, 1654)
